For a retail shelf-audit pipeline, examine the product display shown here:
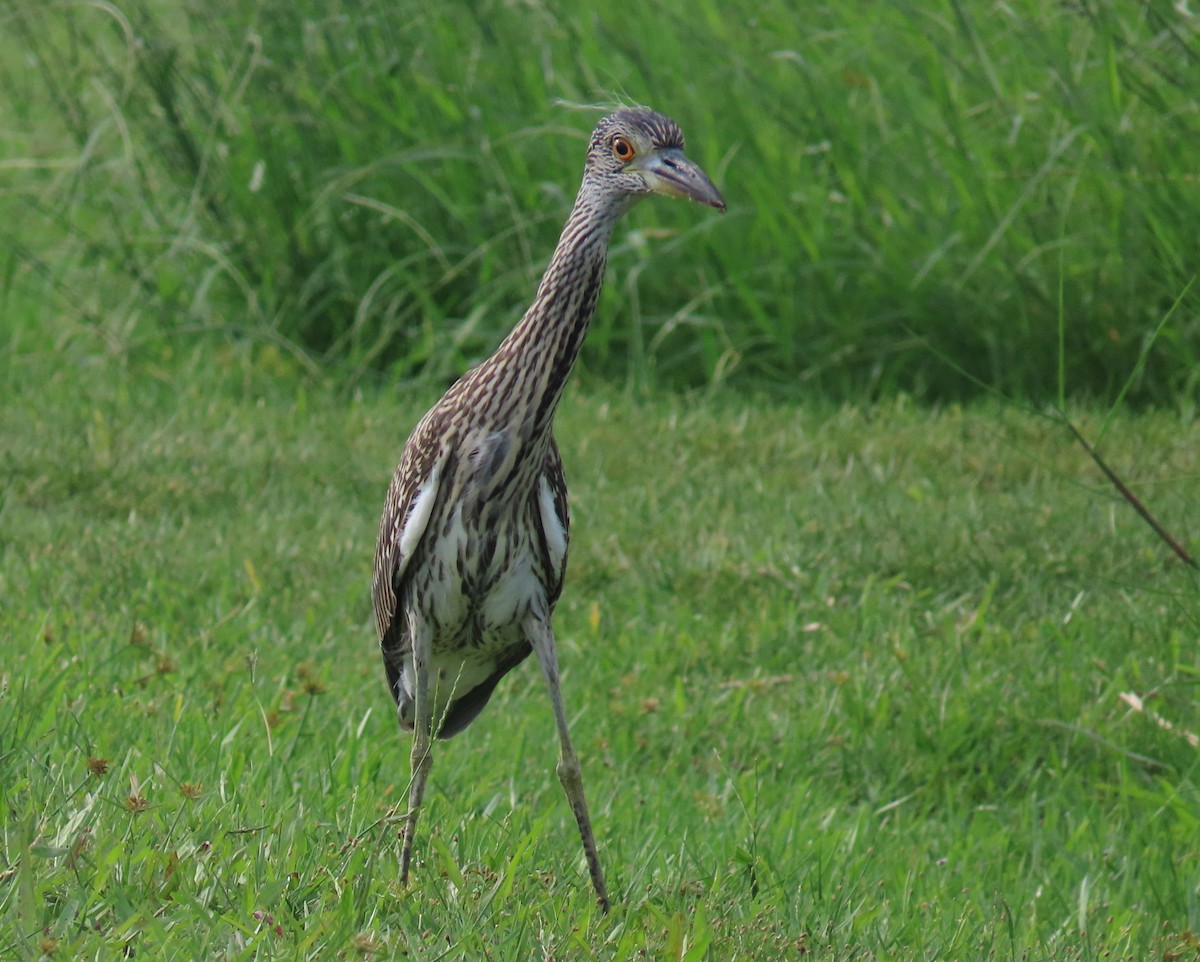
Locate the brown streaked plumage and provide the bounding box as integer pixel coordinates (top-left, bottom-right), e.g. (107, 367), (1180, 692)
(372, 107), (724, 912)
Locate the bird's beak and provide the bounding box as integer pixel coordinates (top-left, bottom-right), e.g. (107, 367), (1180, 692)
(640, 148), (726, 213)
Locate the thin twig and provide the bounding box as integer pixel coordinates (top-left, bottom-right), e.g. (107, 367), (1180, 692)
(1059, 414), (1197, 568)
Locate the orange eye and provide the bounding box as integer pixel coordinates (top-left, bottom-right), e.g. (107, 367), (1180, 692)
(611, 135), (635, 162)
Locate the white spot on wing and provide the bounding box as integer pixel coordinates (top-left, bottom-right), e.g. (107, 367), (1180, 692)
(397, 462), (441, 573)
(537, 474), (567, 580)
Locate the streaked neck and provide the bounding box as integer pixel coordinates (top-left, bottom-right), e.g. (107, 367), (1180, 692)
(480, 186), (632, 436)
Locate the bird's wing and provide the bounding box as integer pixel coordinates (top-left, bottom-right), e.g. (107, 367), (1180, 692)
(372, 414), (449, 645)
(536, 438), (571, 606)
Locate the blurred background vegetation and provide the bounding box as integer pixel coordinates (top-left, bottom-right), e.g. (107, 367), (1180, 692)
(3, 0), (1198, 403)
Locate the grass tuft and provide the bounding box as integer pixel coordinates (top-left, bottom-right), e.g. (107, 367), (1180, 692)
(3, 0), (1199, 402)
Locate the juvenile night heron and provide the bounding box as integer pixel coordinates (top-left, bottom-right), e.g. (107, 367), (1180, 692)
(372, 107), (725, 911)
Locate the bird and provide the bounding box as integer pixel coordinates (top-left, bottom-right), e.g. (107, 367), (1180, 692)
(372, 106), (725, 912)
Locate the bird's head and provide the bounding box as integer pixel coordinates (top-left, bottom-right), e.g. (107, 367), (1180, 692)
(584, 108), (726, 213)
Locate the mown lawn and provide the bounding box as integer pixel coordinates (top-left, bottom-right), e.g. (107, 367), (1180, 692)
(1, 351), (1196, 960)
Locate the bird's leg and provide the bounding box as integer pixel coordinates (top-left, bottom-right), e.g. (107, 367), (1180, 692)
(400, 616), (434, 886)
(526, 615), (611, 912)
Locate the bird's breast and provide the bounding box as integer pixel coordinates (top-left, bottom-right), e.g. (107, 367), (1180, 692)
(416, 463), (551, 646)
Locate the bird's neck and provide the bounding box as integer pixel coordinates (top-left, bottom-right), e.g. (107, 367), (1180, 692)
(477, 188), (631, 439)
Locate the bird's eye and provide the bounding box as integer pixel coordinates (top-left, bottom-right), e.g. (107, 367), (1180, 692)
(611, 136), (635, 162)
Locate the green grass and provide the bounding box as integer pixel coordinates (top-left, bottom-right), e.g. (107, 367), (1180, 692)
(3, 1), (1200, 956)
(2, 349), (1197, 959)
(3, 0), (1199, 402)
